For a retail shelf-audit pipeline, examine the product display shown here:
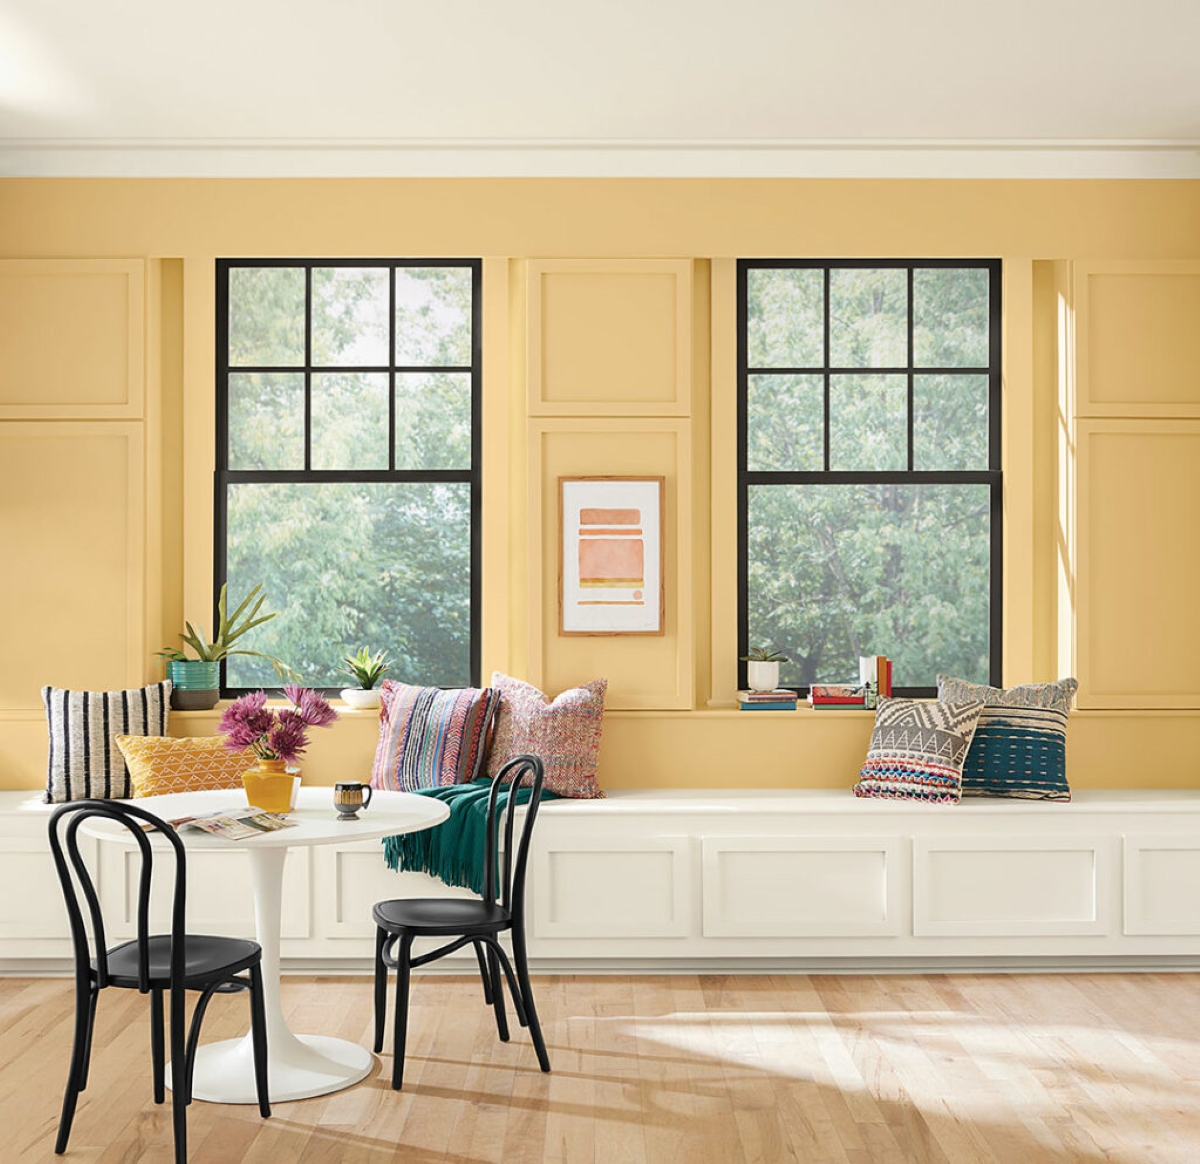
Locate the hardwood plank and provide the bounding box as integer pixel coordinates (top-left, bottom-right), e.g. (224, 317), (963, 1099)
(6, 971), (1200, 1163)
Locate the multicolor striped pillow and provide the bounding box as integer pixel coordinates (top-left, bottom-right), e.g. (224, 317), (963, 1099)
(371, 681), (499, 792)
(42, 681), (172, 802)
(487, 673), (607, 798)
(853, 697), (985, 805)
(937, 675), (1078, 801)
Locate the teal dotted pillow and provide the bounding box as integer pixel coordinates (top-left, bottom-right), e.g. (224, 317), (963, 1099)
(937, 676), (1078, 801)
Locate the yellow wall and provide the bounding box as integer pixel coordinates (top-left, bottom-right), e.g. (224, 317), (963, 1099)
(2, 178), (1199, 791)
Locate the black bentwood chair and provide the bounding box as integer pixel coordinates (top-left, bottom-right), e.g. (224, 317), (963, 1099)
(372, 754), (551, 1089)
(48, 799), (270, 1163)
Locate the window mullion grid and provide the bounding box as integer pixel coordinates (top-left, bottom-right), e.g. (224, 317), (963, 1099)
(214, 262), (231, 692)
(988, 263), (1003, 473)
(735, 260), (751, 689)
(906, 266), (915, 472)
(388, 265), (397, 472)
(822, 267), (831, 472)
(740, 257), (1001, 697)
(303, 265), (313, 472)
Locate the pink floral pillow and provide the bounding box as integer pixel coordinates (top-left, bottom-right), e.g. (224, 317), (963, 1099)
(487, 673), (607, 798)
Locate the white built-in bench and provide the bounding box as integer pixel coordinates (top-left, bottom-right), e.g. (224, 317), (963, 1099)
(5, 788), (1200, 973)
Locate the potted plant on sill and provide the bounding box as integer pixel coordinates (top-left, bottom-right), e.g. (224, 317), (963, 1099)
(157, 583), (299, 711)
(740, 645), (789, 693)
(339, 646), (391, 709)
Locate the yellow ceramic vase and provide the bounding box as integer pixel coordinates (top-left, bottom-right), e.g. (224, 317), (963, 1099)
(242, 758), (297, 814)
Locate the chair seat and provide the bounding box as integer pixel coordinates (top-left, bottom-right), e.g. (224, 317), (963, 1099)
(373, 897), (511, 936)
(99, 934), (262, 989)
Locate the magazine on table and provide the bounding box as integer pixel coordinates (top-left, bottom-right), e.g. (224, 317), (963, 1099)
(167, 809), (296, 840)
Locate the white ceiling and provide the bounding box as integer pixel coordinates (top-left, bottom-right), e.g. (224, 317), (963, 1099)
(1, 0), (1198, 177)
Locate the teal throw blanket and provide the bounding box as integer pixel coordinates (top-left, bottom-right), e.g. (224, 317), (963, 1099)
(382, 777), (558, 894)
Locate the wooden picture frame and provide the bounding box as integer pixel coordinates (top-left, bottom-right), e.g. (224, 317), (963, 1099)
(559, 476), (665, 636)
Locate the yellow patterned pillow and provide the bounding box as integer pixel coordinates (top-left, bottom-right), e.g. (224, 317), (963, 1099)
(116, 735), (255, 797)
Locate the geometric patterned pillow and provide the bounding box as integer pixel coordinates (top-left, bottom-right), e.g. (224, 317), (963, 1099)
(937, 675), (1078, 801)
(486, 673), (607, 798)
(853, 697), (985, 805)
(371, 681), (500, 792)
(42, 681), (172, 802)
(116, 735), (256, 797)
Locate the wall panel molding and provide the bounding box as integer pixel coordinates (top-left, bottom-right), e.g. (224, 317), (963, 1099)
(0, 258), (144, 418)
(1124, 835), (1200, 936)
(527, 258), (692, 416)
(1076, 420), (1200, 708)
(1075, 260), (1200, 418)
(532, 837), (692, 938)
(0, 422), (146, 708)
(527, 419), (694, 709)
(701, 836), (902, 937)
(913, 835), (1110, 937)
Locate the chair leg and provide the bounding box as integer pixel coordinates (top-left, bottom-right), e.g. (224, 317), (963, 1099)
(79, 984), (100, 1091)
(150, 987), (166, 1104)
(182, 986), (219, 1107)
(248, 964), (271, 1119)
(488, 943), (528, 1028)
(511, 927), (550, 1073)
(373, 927), (388, 1054)
(391, 935), (415, 1090)
(473, 940), (494, 1006)
(55, 980), (96, 1155)
(169, 985), (188, 1164)
(486, 945), (509, 1043)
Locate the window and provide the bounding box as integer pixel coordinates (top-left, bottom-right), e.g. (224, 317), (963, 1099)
(215, 259), (481, 693)
(738, 260), (1001, 696)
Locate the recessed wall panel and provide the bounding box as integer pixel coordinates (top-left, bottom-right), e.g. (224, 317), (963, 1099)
(1124, 836), (1200, 935)
(528, 259), (692, 415)
(701, 837), (901, 937)
(0, 424), (145, 708)
(533, 838), (690, 937)
(319, 846), (476, 938)
(0, 259), (144, 417)
(529, 421), (693, 709)
(1078, 263), (1200, 416)
(913, 836), (1109, 936)
(0, 842), (73, 938)
(116, 847), (311, 940)
(1077, 422), (1200, 707)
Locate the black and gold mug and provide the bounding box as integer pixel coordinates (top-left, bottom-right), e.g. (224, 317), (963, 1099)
(334, 782), (373, 821)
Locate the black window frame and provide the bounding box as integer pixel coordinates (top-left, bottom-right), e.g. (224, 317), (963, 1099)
(214, 257), (483, 697)
(737, 257), (1003, 698)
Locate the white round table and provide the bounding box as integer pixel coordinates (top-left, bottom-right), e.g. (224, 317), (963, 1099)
(85, 786), (448, 1103)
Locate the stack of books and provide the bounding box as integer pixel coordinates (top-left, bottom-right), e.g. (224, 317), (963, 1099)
(738, 689), (798, 711)
(808, 684), (868, 709)
(807, 656), (893, 710)
(859, 655), (893, 700)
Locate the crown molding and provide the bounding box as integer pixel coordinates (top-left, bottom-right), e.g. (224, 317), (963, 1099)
(2, 137), (1199, 179)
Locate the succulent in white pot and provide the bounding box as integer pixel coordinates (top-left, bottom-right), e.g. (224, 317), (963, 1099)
(339, 647), (391, 709)
(740, 645), (789, 693)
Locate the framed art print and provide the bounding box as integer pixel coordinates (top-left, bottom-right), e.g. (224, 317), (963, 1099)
(559, 476), (664, 635)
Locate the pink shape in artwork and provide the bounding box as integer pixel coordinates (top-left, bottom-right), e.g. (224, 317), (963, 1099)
(579, 537), (644, 587)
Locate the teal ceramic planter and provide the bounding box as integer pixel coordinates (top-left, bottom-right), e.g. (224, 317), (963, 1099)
(166, 660), (221, 710)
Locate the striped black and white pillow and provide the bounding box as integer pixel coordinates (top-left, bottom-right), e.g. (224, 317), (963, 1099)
(42, 682), (172, 802)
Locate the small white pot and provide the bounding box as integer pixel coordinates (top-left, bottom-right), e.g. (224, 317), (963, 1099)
(340, 687), (382, 710)
(746, 661), (781, 693)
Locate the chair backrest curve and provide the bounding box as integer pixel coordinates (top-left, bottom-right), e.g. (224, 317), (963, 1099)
(48, 799), (188, 995)
(481, 755), (545, 920)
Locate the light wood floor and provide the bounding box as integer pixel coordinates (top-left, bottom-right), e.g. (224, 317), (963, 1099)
(3, 971), (1199, 1163)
